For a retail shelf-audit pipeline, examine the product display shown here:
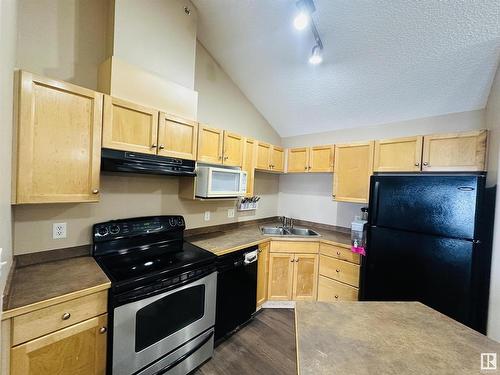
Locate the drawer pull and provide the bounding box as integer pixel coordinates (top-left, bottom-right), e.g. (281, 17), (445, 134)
(336, 251), (341, 256)
(336, 269), (340, 273)
(99, 327), (107, 334)
(334, 295), (339, 299)
(61, 312), (71, 320)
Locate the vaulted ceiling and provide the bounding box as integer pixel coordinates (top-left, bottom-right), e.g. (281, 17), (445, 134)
(192, 0), (500, 137)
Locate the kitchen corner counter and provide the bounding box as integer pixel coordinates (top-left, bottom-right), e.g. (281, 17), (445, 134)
(187, 221), (351, 256)
(295, 301), (500, 375)
(2, 256), (110, 319)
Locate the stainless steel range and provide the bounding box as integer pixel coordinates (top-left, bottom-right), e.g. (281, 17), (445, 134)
(92, 216), (217, 375)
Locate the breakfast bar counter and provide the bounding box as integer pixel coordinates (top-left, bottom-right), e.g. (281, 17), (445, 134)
(295, 301), (500, 375)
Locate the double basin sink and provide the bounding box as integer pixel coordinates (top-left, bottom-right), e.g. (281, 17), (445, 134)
(260, 226), (321, 237)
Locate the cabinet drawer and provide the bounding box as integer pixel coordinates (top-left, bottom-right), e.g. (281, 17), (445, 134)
(12, 291), (107, 345)
(320, 243), (360, 264)
(317, 276), (358, 302)
(270, 241), (319, 254)
(319, 256), (360, 287)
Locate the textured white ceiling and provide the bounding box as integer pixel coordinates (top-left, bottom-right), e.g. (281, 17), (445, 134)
(192, 0), (500, 137)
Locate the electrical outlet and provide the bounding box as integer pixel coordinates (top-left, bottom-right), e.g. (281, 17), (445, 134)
(227, 208), (235, 218)
(53, 223), (67, 239)
(204, 211), (210, 221)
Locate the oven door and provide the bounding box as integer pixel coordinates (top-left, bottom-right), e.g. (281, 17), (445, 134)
(112, 272), (217, 375)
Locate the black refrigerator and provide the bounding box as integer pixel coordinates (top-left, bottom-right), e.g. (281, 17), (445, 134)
(360, 174), (495, 333)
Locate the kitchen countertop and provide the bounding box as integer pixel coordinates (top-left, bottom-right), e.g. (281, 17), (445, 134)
(187, 221), (351, 256)
(295, 301), (500, 375)
(2, 256), (110, 319)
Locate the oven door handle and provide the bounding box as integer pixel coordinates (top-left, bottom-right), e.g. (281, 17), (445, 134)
(157, 330), (214, 375)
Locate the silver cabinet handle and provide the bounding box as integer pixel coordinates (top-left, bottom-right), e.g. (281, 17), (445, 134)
(336, 251), (341, 256)
(336, 269), (340, 273)
(151, 143), (157, 148)
(92, 189), (99, 194)
(332, 194), (336, 199)
(62, 312), (71, 320)
(159, 144), (165, 150)
(304, 166), (308, 170)
(423, 162), (429, 166)
(334, 295), (339, 299)
(414, 162), (420, 166)
(99, 327), (107, 334)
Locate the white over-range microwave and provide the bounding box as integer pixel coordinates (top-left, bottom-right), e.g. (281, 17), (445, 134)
(195, 166), (247, 198)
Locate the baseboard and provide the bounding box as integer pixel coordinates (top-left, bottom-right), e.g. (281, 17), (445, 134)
(262, 301), (296, 309)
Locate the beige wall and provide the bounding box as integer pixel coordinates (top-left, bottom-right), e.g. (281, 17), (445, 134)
(14, 172), (279, 254)
(486, 63), (500, 341)
(0, 0), (18, 294)
(195, 41), (281, 145)
(16, 0), (109, 90)
(112, 0), (197, 89)
(11, 3), (280, 255)
(278, 110), (486, 227)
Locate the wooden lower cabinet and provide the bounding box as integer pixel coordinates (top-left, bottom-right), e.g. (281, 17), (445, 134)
(256, 242), (269, 307)
(292, 254), (319, 301)
(317, 276), (358, 302)
(267, 253), (294, 300)
(267, 249), (319, 301)
(11, 314), (107, 375)
(319, 255), (360, 287)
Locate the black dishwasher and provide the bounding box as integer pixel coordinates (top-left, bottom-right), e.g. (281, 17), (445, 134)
(215, 246), (258, 342)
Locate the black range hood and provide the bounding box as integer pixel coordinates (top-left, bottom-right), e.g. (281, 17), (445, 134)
(101, 148), (196, 177)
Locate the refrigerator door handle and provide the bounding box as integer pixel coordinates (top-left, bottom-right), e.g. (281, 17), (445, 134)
(370, 180), (380, 224)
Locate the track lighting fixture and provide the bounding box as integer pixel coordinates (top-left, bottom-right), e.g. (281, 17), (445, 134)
(293, 0), (324, 64)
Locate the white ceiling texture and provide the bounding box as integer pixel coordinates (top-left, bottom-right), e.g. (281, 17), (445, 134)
(192, 0), (500, 137)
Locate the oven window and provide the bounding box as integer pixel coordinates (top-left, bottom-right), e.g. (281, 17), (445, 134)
(135, 285), (205, 352)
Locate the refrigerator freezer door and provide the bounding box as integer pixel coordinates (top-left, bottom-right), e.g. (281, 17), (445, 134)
(362, 227), (474, 326)
(369, 175), (480, 239)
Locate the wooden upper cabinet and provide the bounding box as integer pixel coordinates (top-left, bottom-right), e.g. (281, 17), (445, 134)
(333, 141), (374, 203)
(267, 253), (294, 300)
(102, 96), (159, 154)
(197, 124), (224, 164)
(271, 146), (285, 172)
(287, 147), (309, 173)
(11, 314), (107, 375)
(374, 136), (423, 172)
(157, 113), (198, 160)
(223, 131), (244, 167)
(422, 130), (488, 171)
(256, 142), (272, 170)
(12, 71), (103, 204)
(256, 242), (270, 307)
(292, 254), (319, 301)
(242, 138), (257, 197)
(309, 145), (334, 172)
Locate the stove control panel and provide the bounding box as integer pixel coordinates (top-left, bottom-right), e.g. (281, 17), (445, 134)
(93, 216), (186, 241)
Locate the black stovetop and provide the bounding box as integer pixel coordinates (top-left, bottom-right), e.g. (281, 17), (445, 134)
(92, 216), (216, 292)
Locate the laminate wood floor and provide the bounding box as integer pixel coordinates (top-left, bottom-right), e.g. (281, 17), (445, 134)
(195, 308), (297, 375)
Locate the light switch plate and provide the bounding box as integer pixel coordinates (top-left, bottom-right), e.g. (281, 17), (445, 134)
(204, 211), (210, 221)
(53, 223), (67, 239)
(227, 208), (235, 218)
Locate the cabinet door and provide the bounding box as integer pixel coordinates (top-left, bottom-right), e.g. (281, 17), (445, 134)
(256, 142), (272, 170)
(267, 253), (294, 300)
(317, 276), (358, 302)
(333, 141), (374, 203)
(309, 145), (334, 172)
(13, 71), (102, 204)
(374, 136), (423, 172)
(102, 96), (159, 154)
(198, 125), (223, 164)
(11, 314), (107, 375)
(287, 147), (309, 173)
(271, 146), (285, 172)
(223, 131), (244, 167)
(157, 113), (198, 160)
(256, 242), (270, 307)
(242, 138), (257, 197)
(422, 130), (487, 171)
(292, 254), (319, 301)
